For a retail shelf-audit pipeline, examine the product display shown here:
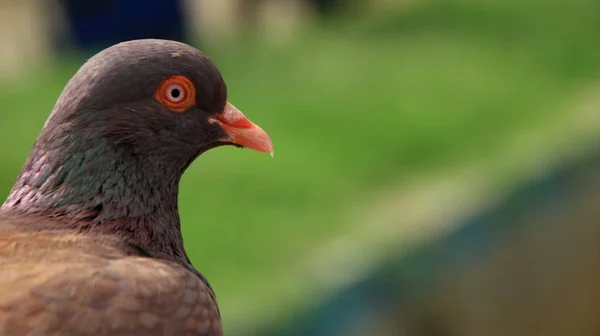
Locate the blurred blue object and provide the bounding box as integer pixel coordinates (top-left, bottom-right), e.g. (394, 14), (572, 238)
(59, 0), (187, 51)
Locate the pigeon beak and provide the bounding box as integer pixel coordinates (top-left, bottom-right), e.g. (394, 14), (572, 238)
(210, 103), (274, 156)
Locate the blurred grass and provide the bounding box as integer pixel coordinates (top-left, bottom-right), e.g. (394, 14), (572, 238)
(0, 0), (599, 330)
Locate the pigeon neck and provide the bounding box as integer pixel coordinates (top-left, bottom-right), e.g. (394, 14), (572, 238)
(1, 132), (193, 267)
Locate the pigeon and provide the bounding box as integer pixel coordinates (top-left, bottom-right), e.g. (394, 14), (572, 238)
(0, 39), (273, 336)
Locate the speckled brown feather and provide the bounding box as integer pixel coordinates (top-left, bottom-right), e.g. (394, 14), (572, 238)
(0, 218), (222, 336)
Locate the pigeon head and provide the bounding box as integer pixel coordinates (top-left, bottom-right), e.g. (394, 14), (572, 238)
(46, 39), (273, 165)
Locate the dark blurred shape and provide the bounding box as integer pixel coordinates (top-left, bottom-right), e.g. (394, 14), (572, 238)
(58, 0), (187, 52)
(308, 0), (343, 18)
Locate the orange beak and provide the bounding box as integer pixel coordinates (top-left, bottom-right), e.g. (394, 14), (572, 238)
(210, 103), (274, 156)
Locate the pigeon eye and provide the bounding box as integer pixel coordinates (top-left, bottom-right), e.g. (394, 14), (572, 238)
(166, 84), (184, 102)
(154, 75), (196, 112)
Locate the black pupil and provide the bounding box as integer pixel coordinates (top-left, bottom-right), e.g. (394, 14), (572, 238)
(171, 88), (181, 99)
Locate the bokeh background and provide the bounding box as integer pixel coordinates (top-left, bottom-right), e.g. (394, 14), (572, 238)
(1, 0), (600, 335)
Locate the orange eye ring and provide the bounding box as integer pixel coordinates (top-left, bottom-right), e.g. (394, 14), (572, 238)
(154, 75), (196, 112)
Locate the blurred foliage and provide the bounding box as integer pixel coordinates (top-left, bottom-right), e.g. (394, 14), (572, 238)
(0, 0), (599, 330)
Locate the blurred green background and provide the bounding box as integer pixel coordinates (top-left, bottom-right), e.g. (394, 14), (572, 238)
(1, 0), (599, 334)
